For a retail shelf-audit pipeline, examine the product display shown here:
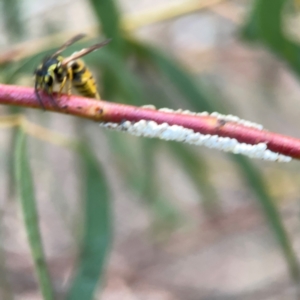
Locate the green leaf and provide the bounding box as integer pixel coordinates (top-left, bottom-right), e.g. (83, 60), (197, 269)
(88, 0), (125, 53)
(93, 50), (145, 105)
(2, 0), (24, 42)
(242, 0), (283, 43)
(241, 0), (300, 76)
(14, 129), (54, 300)
(233, 155), (300, 283)
(67, 145), (111, 300)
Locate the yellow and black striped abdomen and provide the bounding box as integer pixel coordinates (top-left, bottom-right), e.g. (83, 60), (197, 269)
(70, 59), (100, 99)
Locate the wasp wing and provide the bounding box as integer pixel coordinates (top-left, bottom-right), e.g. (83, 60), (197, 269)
(50, 33), (87, 58)
(61, 39), (112, 66)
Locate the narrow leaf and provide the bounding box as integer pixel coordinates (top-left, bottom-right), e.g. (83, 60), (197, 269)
(233, 155), (300, 283)
(14, 129), (54, 300)
(242, 0), (300, 76)
(2, 0), (24, 42)
(88, 0), (125, 53)
(67, 145), (111, 300)
(94, 50), (145, 104)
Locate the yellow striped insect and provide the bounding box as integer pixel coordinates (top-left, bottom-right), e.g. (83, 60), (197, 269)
(34, 34), (111, 108)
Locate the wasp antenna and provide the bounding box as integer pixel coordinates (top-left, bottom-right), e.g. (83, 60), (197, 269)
(50, 33), (87, 58)
(65, 33), (87, 45)
(61, 38), (112, 66)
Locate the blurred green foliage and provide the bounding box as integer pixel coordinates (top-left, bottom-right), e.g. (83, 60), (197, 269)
(1, 0), (300, 299)
(2, 0), (24, 42)
(242, 0), (300, 77)
(67, 145), (111, 300)
(14, 129), (54, 300)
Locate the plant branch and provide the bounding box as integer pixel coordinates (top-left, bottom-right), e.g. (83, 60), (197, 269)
(0, 83), (299, 161)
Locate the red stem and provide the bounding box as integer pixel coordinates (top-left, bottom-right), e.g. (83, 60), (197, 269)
(1, 84), (300, 160)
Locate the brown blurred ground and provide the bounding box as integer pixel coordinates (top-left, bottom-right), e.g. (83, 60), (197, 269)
(1, 0), (300, 299)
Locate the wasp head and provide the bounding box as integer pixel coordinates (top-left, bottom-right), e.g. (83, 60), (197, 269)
(35, 57), (61, 90)
(34, 57), (64, 108)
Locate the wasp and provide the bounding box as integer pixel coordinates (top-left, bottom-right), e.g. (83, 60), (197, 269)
(34, 34), (111, 108)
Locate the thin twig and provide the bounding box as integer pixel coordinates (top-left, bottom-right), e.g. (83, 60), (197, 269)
(0, 83), (299, 160)
(0, 0), (228, 63)
(0, 114), (76, 148)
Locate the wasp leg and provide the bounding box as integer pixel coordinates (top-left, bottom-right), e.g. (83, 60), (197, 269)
(46, 87), (59, 109)
(58, 76), (67, 98)
(67, 68), (73, 97)
(34, 82), (45, 110)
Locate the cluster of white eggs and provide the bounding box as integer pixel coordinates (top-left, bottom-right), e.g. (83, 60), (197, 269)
(99, 117), (291, 163)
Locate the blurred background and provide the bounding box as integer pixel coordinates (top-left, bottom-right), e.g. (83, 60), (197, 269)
(1, 0), (300, 299)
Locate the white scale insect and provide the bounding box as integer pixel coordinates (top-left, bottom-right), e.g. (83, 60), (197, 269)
(99, 108), (292, 163)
